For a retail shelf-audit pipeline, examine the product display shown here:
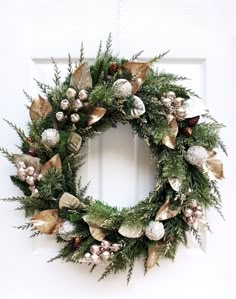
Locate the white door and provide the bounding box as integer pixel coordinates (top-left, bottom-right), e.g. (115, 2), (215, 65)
(0, 1), (235, 298)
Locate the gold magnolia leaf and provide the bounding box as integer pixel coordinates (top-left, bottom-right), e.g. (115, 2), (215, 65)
(122, 62), (149, 94)
(118, 222), (143, 238)
(206, 151), (224, 179)
(89, 226), (106, 241)
(40, 154), (62, 175)
(162, 118), (178, 149)
(147, 244), (161, 269)
(29, 95), (52, 120)
(168, 177), (182, 192)
(70, 62), (92, 90)
(155, 198), (180, 221)
(13, 154), (41, 171)
(59, 192), (85, 209)
(31, 209), (62, 234)
(88, 107), (106, 126)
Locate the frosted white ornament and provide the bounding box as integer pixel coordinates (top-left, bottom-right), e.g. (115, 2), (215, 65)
(113, 79), (132, 98)
(101, 240), (111, 250)
(66, 87), (76, 100)
(161, 97), (172, 108)
(41, 129), (60, 148)
(61, 99), (70, 110)
(166, 91), (176, 100)
(74, 99), (83, 110)
(90, 244), (101, 254)
(71, 113), (80, 123)
(56, 111), (64, 121)
(91, 254), (101, 264)
(101, 251), (110, 261)
(183, 208), (193, 217)
(79, 89), (88, 100)
(145, 221), (165, 241)
(130, 96), (146, 118)
(186, 146), (208, 167)
(59, 221), (77, 241)
(84, 252), (91, 261)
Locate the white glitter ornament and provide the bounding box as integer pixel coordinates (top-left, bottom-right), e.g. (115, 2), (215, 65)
(59, 221), (77, 241)
(145, 221), (165, 241)
(186, 146), (208, 167)
(61, 99), (70, 110)
(41, 129), (60, 148)
(113, 79), (132, 98)
(66, 87), (77, 100)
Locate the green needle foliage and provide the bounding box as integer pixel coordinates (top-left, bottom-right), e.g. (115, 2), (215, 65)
(1, 34), (226, 283)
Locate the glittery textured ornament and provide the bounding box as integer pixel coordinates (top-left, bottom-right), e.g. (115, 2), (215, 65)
(186, 145), (208, 167)
(113, 79), (132, 98)
(59, 221), (77, 241)
(145, 221), (165, 241)
(41, 129), (60, 148)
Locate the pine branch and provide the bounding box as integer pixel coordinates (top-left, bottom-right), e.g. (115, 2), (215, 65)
(130, 50), (144, 61)
(67, 53), (73, 74)
(127, 261), (134, 285)
(0, 147), (14, 163)
(16, 223), (33, 230)
(3, 119), (27, 142)
(190, 227), (203, 248)
(23, 90), (33, 102)
(34, 78), (51, 94)
(148, 50), (170, 64)
(30, 231), (42, 238)
(51, 57), (61, 86)
(79, 42), (84, 64)
(214, 204), (225, 221)
(96, 41), (103, 58)
(104, 33), (112, 55)
(98, 263), (113, 281)
(0, 196), (22, 202)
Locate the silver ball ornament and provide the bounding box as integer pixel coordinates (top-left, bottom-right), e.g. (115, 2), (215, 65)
(71, 113), (80, 123)
(37, 174), (43, 181)
(186, 146), (208, 167)
(161, 97), (172, 108)
(90, 244), (101, 255)
(167, 91), (176, 100)
(41, 129), (60, 148)
(110, 243), (121, 252)
(91, 254), (101, 264)
(56, 111), (64, 122)
(59, 221), (77, 241)
(101, 251), (110, 261)
(195, 210), (203, 218)
(173, 97), (184, 107)
(101, 240), (111, 250)
(145, 221), (165, 241)
(17, 167), (26, 180)
(84, 252), (91, 261)
(176, 106), (186, 118)
(74, 99), (83, 110)
(79, 90), (88, 100)
(66, 87), (76, 100)
(183, 208), (193, 217)
(113, 79), (132, 98)
(61, 99), (70, 110)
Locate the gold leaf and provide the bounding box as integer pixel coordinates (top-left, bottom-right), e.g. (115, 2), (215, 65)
(13, 154), (41, 171)
(40, 154), (62, 175)
(29, 95), (52, 120)
(122, 62), (149, 94)
(88, 107), (106, 126)
(70, 62), (92, 90)
(89, 226), (106, 241)
(118, 222), (143, 238)
(206, 151), (224, 179)
(168, 177), (182, 192)
(155, 198), (180, 221)
(147, 244), (161, 269)
(68, 132), (82, 153)
(59, 192), (85, 209)
(31, 209), (62, 234)
(162, 118), (178, 149)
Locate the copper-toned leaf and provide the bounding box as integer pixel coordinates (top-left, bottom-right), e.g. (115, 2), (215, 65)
(89, 226), (106, 241)
(206, 151), (224, 179)
(31, 209), (62, 234)
(68, 132), (82, 153)
(40, 154), (62, 175)
(162, 118), (178, 149)
(13, 154), (41, 171)
(70, 62), (92, 90)
(59, 192), (85, 209)
(88, 107), (106, 126)
(122, 62), (149, 94)
(147, 244), (161, 269)
(29, 95), (52, 120)
(155, 198), (180, 221)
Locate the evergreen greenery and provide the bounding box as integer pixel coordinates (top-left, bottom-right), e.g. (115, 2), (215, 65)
(0, 35), (225, 282)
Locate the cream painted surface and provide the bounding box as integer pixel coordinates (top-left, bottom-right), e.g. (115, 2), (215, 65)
(0, 1), (235, 298)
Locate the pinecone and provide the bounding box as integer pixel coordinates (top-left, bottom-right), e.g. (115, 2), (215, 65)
(108, 62), (119, 75)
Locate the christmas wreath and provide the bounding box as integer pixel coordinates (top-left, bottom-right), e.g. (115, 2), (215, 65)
(1, 35), (226, 282)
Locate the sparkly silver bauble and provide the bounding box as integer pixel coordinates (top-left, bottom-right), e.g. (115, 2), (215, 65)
(161, 97), (172, 108)
(84, 252), (91, 261)
(176, 107), (186, 119)
(79, 89), (88, 100)
(173, 97), (184, 107)
(90, 244), (101, 255)
(61, 99), (70, 110)
(113, 79), (132, 98)
(74, 99), (83, 110)
(41, 128), (60, 148)
(91, 254), (101, 264)
(71, 113), (80, 123)
(66, 87), (77, 100)
(56, 111), (64, 121)
(101, 251), (110, 261)
(186, 146), (208, 167)
(101, 240), (111, 250)
(145, 221), (165, 241)
(58, 221), (77, 241)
